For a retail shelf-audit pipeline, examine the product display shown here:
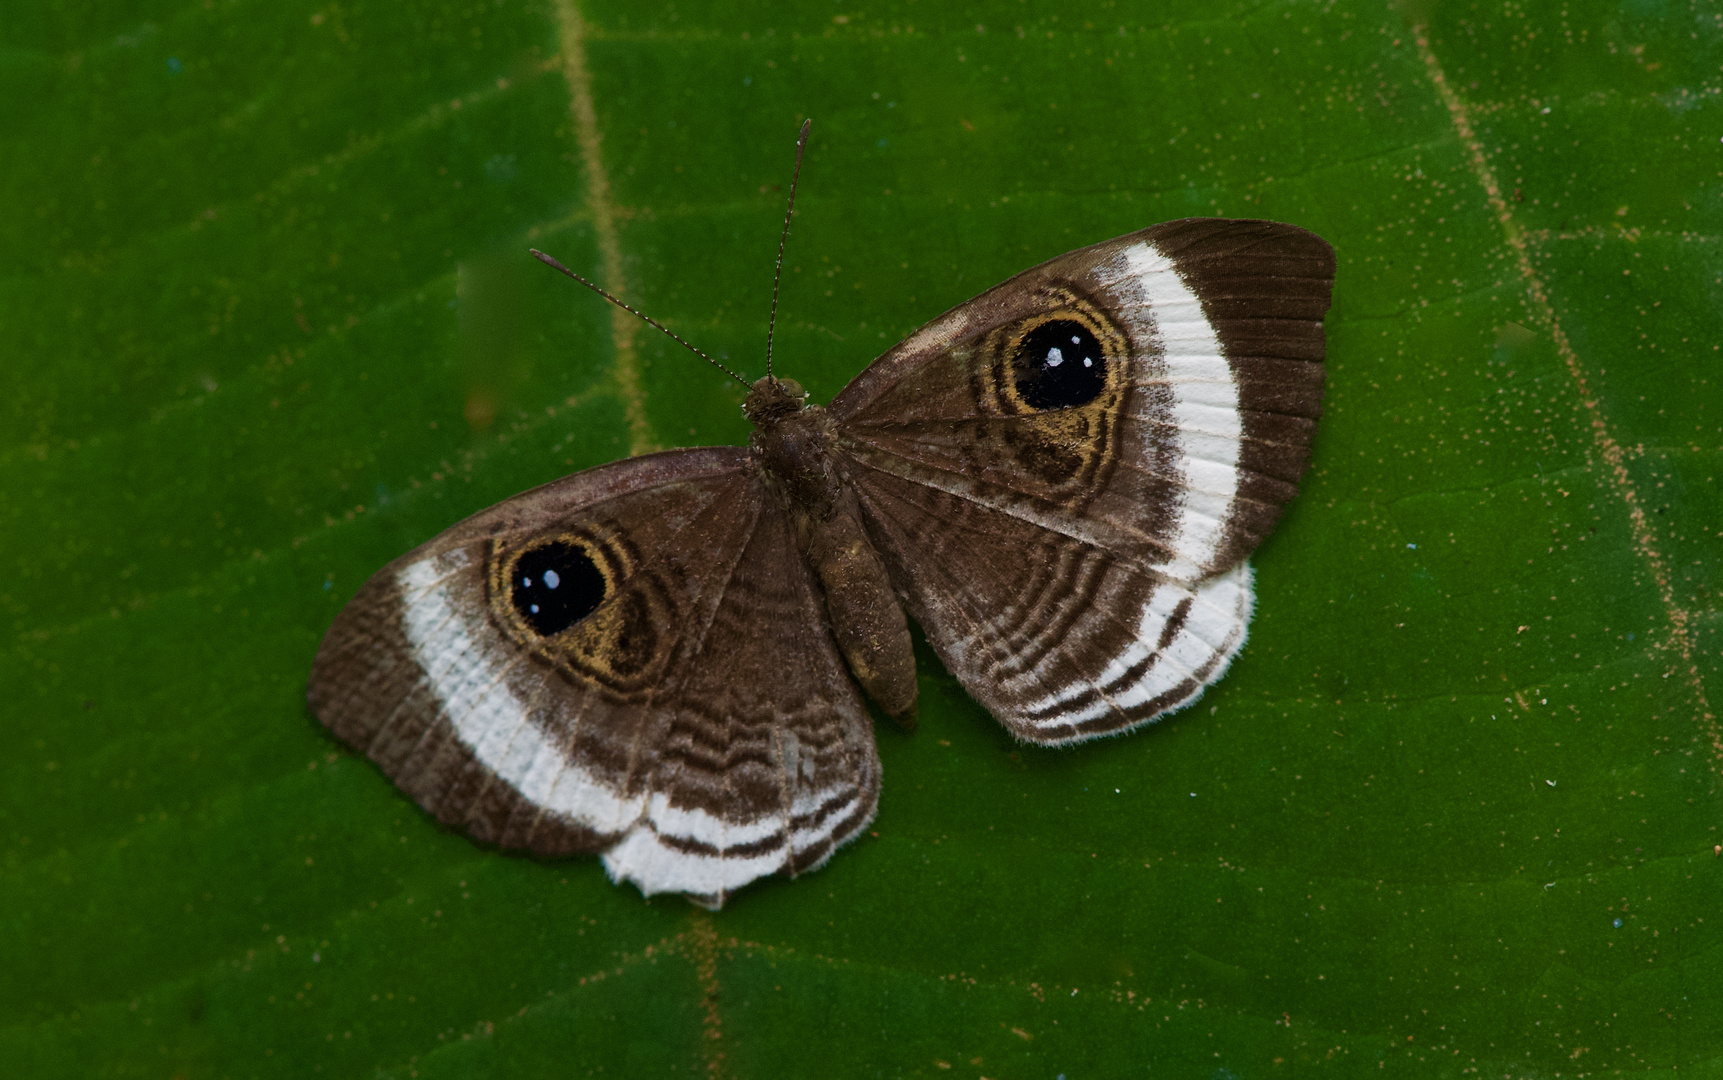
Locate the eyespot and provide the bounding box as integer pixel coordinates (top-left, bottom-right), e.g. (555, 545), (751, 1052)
(510, 541), (607, 635)
(1013, 319), (1106, 409)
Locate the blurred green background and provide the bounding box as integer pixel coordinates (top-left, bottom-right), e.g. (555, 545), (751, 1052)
(4, 0), (1721, 1075)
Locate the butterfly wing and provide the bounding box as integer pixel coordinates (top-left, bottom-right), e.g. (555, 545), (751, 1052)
(829, 218), (1334, 744)
(308, 448), (879, 907)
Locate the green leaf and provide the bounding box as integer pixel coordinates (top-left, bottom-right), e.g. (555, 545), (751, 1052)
(5, 0), (1719, 1074)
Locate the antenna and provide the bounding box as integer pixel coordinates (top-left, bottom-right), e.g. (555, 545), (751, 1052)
(529, 249), (750, 389)
(765, 118), (812, 379)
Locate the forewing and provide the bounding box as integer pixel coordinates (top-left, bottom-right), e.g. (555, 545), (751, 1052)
(832, 217), (1332, 582)
(831, 219), (1333, 742)
(307, 448), (879, 908)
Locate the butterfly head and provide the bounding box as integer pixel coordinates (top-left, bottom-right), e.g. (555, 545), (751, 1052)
(741, 375), (811, 427)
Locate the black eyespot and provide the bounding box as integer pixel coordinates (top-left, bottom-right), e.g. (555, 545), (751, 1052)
(511, 541), (606, 635)
(1013, 319), (1106, 410)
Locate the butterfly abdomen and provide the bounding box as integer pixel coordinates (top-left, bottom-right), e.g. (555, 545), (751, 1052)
(806, 508), (919, 729)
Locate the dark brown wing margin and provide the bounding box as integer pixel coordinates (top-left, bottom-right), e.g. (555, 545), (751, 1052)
(1146, 218), (1335, 571)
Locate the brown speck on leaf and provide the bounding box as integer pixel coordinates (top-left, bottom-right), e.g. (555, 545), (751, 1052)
(464, 389), (498, 433)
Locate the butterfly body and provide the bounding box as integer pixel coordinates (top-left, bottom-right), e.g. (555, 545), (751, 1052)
(309, 218), (1335, 907)
(744, 375), (920, 727)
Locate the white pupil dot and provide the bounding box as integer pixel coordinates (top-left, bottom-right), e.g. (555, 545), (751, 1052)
(1071, 335), (1080, 344)
(1045, 346), (1065, 367)
(529, 603), (540, 613)
(1083, 356), (1093, 368)
(522, 577), (531, 588)
(543, 569), (561, 589)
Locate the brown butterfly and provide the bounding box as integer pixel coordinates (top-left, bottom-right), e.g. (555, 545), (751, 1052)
(309, 127), (1334, 908)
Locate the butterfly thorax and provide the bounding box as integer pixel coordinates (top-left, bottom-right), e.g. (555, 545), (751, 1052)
(744, 376), (841, 522)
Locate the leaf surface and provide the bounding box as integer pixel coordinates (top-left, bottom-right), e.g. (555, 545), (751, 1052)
(4, 0), (1719, 1075)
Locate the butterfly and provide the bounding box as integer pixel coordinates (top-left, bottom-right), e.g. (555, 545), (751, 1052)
(308, 135), (1333, 908)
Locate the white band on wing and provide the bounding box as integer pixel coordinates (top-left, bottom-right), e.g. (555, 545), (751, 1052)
(1104, 240), (1244, 582)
